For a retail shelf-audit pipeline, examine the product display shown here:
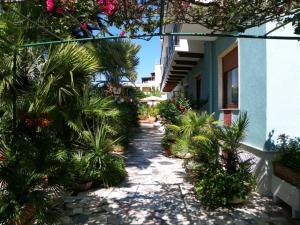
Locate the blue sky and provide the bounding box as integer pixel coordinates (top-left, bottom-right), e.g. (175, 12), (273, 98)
(133, 37), (161, 83)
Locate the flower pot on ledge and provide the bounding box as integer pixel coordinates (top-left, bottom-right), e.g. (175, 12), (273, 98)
(273, 162), (300, 189)
(164, 148), (172, 157)
(74, 181), (93, 192)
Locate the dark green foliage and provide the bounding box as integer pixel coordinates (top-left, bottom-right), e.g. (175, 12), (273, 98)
(157, 98), (191, 125)
(0, 38), (141, 223)
(0, 135), (65, 224)
(114, 102), (139, 146)
(275, 134), (300, 173)
(195, 163), (255, 209)
(157, 100), (182, 125)
(170, 111), (255, 208)
(99, 155), (127, 187)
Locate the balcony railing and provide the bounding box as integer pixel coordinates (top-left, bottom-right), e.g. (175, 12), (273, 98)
(161, 24), (181, 89)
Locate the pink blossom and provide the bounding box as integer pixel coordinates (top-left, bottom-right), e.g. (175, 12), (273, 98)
(119, 31), (126, 37)
(80, 23), (88, 30)
(181, 2), (191, 9)
(98, 0), (117, 15)
(46, 0), (55, 13)
(56, 7), (64, 14)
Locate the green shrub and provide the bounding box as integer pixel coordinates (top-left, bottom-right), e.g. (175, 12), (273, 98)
(71, 152), (97, 185)
(195, 164), (255, 209)
(99, 154), (127, 187)
(275, 134), (300, 173)
(170, 111), (255, 209)
(138, 104), (149, 120)
(157, 100), (181, 125)
(0, 135), (66, 224)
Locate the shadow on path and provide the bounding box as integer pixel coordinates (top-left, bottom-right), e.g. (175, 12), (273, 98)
(62, 123), (298, 225)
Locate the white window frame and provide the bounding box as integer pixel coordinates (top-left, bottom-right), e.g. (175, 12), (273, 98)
(217, 41), (240, 110)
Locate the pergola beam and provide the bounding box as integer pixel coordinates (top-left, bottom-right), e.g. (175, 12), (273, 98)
(20, 32), (300, 48)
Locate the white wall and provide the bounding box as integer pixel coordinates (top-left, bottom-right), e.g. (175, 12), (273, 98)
(266, 23), (300, 141)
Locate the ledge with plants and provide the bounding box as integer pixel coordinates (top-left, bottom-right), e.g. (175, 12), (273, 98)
(271, 134), (300, 218)
(137, 104), (159, 124)
(273, 134), (300, 188)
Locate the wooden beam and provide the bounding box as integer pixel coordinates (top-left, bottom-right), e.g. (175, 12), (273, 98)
(170, 71), (188, 75)
(172, 66), (192, 70)
(169, 75), (185, 78)
(174, 60), (197, 66)
(177, 52), (204, 58)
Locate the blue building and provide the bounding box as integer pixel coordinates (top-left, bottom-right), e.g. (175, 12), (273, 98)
(160, 23), (300, 195)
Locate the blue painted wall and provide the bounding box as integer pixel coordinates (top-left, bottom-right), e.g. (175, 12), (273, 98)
(239, 26), (267, 150)
(202, 26), (268, 150)
(265, 23), (300, 144)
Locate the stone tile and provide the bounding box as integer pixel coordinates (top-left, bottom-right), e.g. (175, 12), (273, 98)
(62, 125), (297, 225)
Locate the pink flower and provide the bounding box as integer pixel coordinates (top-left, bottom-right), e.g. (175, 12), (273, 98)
(119, 31), (126, 37)
(80, 23), (88, 30)
(56, 7), (64, 14)
(98, 0), (117, 15)
(181, 2), (191, 9)
(46, 0), (55, 13)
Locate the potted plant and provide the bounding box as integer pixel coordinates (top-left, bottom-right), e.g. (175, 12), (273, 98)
(71, 152), (95, 192)
(273, 134), (300, 188)
(137, 104), (149, 121)
(190, 112), (255, 208)
(161, 134), (174, 157)
(147, 106), (158, 124)
(113, 143), (126, 154)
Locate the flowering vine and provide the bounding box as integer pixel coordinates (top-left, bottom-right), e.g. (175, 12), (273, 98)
(98, 0), (118, 15)
(20, 0), (300, 39)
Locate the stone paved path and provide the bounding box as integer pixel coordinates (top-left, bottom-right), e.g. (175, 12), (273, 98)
(63, 124), (299, 225)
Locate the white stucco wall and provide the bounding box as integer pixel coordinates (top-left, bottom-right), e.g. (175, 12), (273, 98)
(266, 23), (300, 142)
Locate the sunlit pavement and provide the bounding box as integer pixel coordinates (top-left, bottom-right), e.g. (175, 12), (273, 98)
(62, 124), (298, 225)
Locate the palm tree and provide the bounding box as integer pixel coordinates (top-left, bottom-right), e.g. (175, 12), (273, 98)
(91, 39), (140, 85)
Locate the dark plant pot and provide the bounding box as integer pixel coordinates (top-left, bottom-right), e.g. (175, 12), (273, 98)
(229, 196), (245, 204)
(113, 145), (125, 154)
(273, 162), (300, 189)
(74, 181), (93, 192)
(165, 148), (172, 157)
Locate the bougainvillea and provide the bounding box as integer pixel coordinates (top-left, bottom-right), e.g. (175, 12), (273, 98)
(98, 0), (118, 15)
(176, 98), (191, 113)
(46, 0), (55, 13)
(2, 0), (300, 40)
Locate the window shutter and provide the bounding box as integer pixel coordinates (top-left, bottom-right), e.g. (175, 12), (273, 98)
(222, 47), (238, 73)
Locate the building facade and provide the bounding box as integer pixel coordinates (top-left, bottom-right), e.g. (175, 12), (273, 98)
(136, 64), (163, 95)
(160, 23), (300, 195)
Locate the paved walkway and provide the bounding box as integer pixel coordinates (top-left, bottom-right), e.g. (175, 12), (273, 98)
(63, 124), (298, 225)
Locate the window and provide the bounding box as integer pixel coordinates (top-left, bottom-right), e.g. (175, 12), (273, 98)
(222, 47), (239, 109)
(223, 68), (238, 108)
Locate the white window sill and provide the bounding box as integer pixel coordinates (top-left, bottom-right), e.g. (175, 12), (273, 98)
(219, 108), (240, 111)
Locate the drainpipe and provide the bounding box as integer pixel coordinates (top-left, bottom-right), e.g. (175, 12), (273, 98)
(209, 43), (214, 113)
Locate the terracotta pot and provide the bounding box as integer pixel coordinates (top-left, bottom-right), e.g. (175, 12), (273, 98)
(9, 203), (36, 225)
(164, 148), (172, 157)
(0, 152), (4, 161)
(74, 181), (93, 192)
(273, 162), (300, 189)
(113, 145), (125, 154)
(148, 116), (156, 124)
